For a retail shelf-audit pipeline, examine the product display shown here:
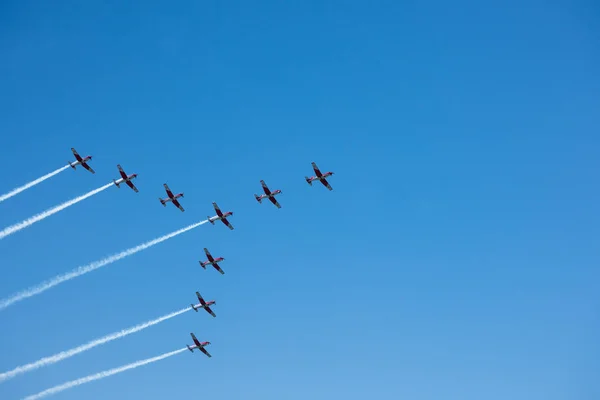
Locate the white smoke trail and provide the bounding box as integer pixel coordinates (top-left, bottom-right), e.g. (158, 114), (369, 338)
(22, 348), (188, 400)
(0, 165), (70, 203)
(0, 220), (207, 311)
(0, 182), (113, 240)
(0, 308), (190, 383)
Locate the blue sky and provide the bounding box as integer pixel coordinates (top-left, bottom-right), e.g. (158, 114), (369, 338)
(0, 1), (598, 399)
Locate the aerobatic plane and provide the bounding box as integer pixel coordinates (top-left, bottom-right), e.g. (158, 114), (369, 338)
(199, 248), (225, 274)
(254, 180), (282, 208)
(69, 148), (95, 174)
(113, 164), (139, 192)
(191, 291), (216, 317)
(305, 161), (334, 191)
(207, 202), (234, 230)
(159, 183), (184, 211)
(187, 333), (211, 357)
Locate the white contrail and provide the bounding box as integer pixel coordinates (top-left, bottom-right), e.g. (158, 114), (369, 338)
(0, 182), (113, 240)
(22, 348), (188, 400)
(0, 220), (207, 311)
(0, 165), (70, 203)
(0, 307), (190, 383)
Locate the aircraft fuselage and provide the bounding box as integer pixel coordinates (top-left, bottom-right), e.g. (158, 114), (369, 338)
(163, 193), (182, 202)
(310, 172), (333, 181)
(70, 157), (91, 168)
(202, 258), (223, 267)
(259, 191), (281, 200)
(209, 213), (231, 223)
(114, 176), (135, 186)
(192, 301), (215, 310)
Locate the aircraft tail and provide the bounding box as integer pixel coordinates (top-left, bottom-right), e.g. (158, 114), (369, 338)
(191, 304), (198, 311)
(254, 194), (262, 203)
(199, 262), (206, 269)
(159, 198), (166, 206)
(69, 162), (76, 170)
(305, 176), (312, 185)
(207, 216), (214, 225)
(113, 179), (120, 188)
(187, 345), (194, 352)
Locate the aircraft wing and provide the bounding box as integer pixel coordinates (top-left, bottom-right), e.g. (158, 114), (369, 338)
(212, 202), (223, 217)
(311, 162), (323, 177)
(199, 346), (212, 358)
(163, 183), (174, 198)
(320, 178), (333, 191)
(172, 198), (184, 212)
(71, 148), (83, 162)
(196, 292), (207, 306)
(260, 180), (271, 195)
(126, 180), (139, 193)
(203, 248), (213, 261)
(205, 306), (216, 317)
(81, 162), (95, 174)
(269, 196), (281, 208)
(117, 164), (128, 179)
(221, 218), (234, 230)
(190, 332), (200, 346)
(213, 263), (225, 274)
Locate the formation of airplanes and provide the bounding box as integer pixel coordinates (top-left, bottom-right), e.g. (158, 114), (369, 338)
(67, 148), (335, 358)
(68, 149), (334, 211)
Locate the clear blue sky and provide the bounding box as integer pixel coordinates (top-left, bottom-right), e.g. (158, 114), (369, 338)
(0, 1), (598, 399)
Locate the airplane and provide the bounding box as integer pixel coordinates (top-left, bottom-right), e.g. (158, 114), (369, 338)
(113, 164), (139, 193)
(207, 202), (234, 230)
(159, 183), (184, 212)
(187, 332), (211, 357)
(254, 180), (282, 208)
(305, 161), (334, 191)
(69, 148), (95, 174)
(190, 291), (216, 317)
(199, 248), (225, 275)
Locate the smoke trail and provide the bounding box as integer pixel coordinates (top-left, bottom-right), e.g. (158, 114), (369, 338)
(0, 165), (70, 203)
(0, 308), (190, 383)
(22, 348), (187, 400)
(0, 220), (207, 311)
(0, 182), (113, 240)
